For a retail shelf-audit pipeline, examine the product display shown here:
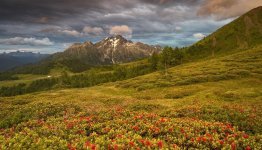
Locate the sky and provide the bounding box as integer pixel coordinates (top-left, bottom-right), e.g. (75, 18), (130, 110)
(0, 0), (261, 54)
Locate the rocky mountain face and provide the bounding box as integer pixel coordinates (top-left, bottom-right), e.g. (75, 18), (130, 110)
(57, 35), (161, 65)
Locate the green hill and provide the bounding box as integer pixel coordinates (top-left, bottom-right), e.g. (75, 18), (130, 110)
(186, 6), (262, 59)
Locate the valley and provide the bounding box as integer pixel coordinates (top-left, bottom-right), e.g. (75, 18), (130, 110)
(0, 5), (262, 150)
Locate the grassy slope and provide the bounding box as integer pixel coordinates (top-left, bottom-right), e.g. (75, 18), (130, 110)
(0, 45), (261, 149)
(186, 6), (262, 60)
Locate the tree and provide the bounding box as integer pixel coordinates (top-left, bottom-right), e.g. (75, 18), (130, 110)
(113, 65), (127, 80)
(174, 48), (185, 65)
(149, 52), (159, 71)
(159, 46), (175, 75)
(212, 37), (217, 57)
(60, 71), (70, 86)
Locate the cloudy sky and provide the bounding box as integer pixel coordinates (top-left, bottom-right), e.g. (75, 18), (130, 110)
(0, 0), (261, 53)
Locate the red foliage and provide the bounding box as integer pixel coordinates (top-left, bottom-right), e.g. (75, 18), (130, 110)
(246, 146), (251, 150)
(132, 125), (139, 131)
(157, 141), (163, 149)
(129, 141), (135, 147)
(243, 133), (249, 139)
(231, 142), (236, 150)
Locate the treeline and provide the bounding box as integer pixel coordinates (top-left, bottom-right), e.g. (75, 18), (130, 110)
(0, 78), (58, 96)
(0, 63), (152, 97)
(149, 46), (185, 73)
(12, 58), (93, 75)
(0, 73), (18, 81)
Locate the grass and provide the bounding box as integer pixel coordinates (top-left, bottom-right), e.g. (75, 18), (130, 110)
(0, 74), (49, 87)
(0, 45), (261, 149)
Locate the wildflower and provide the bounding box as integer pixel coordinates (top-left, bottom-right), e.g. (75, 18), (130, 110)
(67, 143), (76, 150)
(202, 137), (207, 142)
(246, 146), (251, 150)
(168, 128), (173, 132)
(160, 118), (167, 123)
(132, 125), (139, 131)
(226, 124), (233, 129)
(219, 140), (224, 145)
(85, 141), (91, 147)
(231, 142), (236, 150)
(129, 141), (135, 147)
(91, 144), (96, 150)
(180, 128), (185, 133)
(173, 144), (177, 149)
(154, 127), (160, 134)
(145, 140), (152, 147)
(76, 130), (84, 135)
(114, 144), (118, 150)
(197, 137), (201, 142)
(158, 141), (163, 149)
(243, 133), (249, 139)
(139, 139), (145, 145)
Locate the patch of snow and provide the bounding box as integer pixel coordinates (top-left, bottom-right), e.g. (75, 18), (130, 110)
(108, 37), (120, 64)
(113, 39), (120, 48)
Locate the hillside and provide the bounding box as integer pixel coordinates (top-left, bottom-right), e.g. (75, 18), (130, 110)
(186, 6), (262, 59)
(0, 45), (261, 149)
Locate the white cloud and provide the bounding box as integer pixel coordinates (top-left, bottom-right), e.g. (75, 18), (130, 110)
(83, 26), (104, 36)
(109, 25), (132, 38)
(193, 33), (205, 39)
(58, 29), (83, 37)
(175, 26), (182, 31)
(0, 37), (54, 46)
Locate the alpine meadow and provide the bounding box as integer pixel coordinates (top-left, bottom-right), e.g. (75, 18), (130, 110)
(0, 1), (262, 150)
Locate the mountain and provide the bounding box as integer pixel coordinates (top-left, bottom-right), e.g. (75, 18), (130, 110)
(13, 35), (161, 74)
(0, 51), (49, 72)
(186, 6), (262, 59)
(54, 35), (161, 65)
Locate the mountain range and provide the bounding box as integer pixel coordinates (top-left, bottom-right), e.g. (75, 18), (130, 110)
(0, 51), (49, 72)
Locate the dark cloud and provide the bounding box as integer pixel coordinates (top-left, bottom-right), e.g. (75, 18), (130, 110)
(0, 0), (261, 53)
(0, 0), (135, 24)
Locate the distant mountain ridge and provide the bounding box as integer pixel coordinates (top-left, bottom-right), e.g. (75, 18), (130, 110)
(0, 51), (49, 72)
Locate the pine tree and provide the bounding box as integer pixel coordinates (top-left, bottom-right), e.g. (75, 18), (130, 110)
(149, 52), (159, 71)
(160, 46), (175, 75)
